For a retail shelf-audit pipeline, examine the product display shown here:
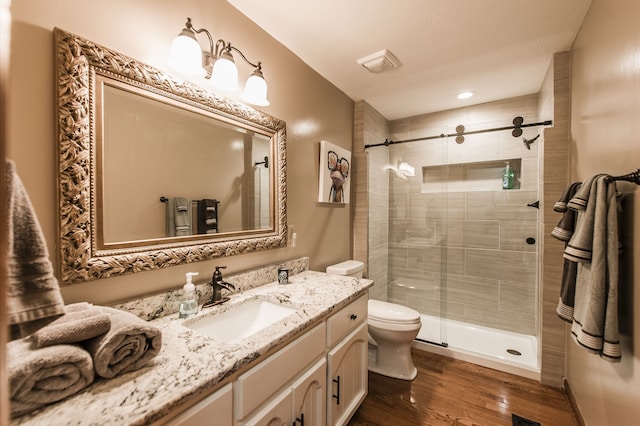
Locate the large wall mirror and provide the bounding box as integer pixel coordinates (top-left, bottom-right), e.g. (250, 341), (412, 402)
(55, 28), (287, 285)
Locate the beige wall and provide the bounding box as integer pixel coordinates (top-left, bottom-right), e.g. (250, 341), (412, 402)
(8, 0), (354, 305)
(566, 0), (640, 423)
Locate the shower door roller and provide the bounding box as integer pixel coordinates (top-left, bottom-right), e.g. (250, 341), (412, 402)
(526, 237), (536, 245)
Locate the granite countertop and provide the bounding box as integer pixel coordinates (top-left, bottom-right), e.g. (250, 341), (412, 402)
(13, 270), (373, 426)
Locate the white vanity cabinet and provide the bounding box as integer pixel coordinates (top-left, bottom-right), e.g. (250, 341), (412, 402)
(241, 358), (327, 426)
(238, 385), (292, 426)
(235, 323), (326, 425)
(164, 383), (233, 426)
(163, 293), (369, 426)
(326, 295), (369, 426)
(291, 358), (327, 425)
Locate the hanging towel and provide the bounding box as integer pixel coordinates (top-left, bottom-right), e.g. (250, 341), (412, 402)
(551, 181), (582, 322)
(564, 175), (621, 362)
(165, 197), (192, 237)
(82, 306), (162, 379)
(564, 174), (608, 262)
(551, 181), (582, 242)
(5, 160), (65, 338)
(553, 181), (583, 212)
(8, 338), (94, 418)
(197, 199), (218, 234)
(31, 304), (111, 348)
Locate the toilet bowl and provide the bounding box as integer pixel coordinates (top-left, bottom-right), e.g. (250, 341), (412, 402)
(326, 260), (422, 381)
(367, 299), (421, 380)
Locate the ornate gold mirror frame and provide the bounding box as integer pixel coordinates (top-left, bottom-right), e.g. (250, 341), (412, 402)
(55, 28), (287, 285)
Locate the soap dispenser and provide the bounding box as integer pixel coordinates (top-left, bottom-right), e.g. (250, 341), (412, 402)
(179, 272), (199, 318)
(502, 161), (515, 189)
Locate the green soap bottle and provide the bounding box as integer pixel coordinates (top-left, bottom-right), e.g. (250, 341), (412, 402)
(502, 162), (514, 189)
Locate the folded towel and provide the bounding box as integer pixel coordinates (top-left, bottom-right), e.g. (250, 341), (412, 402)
(6, 160), (65, 338)
(174, 197), (192, 236)
(83, 307), (162, 378)
(8, 338), (94, 418)
(65, 302), (92, 313)
(197, 199), (219, 234)
(31, 306), (111, 348)
(165, 197), (193, 237)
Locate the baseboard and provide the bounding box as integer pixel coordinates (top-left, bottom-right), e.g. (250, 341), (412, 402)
(563, 377), (586, 426)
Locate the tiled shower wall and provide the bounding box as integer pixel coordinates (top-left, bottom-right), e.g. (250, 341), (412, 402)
(353, 101), (389, 301)
(385, 94), (541, 336)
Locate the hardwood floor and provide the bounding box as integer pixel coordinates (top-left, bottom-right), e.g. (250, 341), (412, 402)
(348, 348), (579, 426)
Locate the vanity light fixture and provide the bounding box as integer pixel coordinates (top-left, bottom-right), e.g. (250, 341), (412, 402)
(169, 17), (270, 106)
(457, 91), (474, 100)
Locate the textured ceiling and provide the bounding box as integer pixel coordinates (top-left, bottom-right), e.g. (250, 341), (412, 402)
(227, 0), (592, 120)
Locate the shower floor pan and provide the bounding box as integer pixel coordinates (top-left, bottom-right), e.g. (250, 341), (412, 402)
(413, 313), (540, 380)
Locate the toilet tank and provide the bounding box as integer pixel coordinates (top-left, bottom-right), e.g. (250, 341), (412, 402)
(326, 260), (364, 278)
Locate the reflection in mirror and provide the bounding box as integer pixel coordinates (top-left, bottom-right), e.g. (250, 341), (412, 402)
(55, 28), (286, 285)
(99, 80), (273, 245)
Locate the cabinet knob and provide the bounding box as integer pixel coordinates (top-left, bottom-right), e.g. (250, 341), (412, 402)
(350, 314), (358, 320)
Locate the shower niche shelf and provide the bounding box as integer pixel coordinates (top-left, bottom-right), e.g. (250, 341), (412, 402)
(421, 158), (522, 193)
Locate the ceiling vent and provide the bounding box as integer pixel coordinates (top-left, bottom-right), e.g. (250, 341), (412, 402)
(357, 49), (401, 73)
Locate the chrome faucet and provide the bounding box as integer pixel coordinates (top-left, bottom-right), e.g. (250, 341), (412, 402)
(204, 266), (235, 307)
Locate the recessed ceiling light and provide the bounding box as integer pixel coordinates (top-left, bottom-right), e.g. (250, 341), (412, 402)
(457, 91), (473, 99)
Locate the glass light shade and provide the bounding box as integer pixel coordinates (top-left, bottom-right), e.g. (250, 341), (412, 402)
(240, 70), (270, 106)
(168, 30), (206, 77)
(209, 53), (239, 92)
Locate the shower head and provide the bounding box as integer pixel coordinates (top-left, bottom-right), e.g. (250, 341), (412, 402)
(523, 134), (540, 150)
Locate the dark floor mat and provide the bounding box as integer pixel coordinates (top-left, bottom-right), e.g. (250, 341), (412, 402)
(512, 414), (541, 426)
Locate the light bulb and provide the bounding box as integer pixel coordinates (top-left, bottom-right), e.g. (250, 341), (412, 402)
(168, 30), (206, 77)
(210, 54), (239, 92)
(240, 69), (269, 106)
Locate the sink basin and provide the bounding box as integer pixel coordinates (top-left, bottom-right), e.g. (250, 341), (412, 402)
(185, 299), (297, 343)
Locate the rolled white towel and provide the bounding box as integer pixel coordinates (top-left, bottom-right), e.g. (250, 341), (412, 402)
(8, 338), (94, 418)
(83, 306), (162, 379)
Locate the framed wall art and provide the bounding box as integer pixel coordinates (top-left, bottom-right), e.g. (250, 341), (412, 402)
(318, 140), (351, 204)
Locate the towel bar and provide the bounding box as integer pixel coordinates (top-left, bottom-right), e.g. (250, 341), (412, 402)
(607, 169), (640, 185)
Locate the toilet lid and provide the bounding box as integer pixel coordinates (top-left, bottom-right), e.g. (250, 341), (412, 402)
(368, 299), (421, 324)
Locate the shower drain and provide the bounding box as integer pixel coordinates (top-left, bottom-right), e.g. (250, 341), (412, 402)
(506, 349), (522, 356)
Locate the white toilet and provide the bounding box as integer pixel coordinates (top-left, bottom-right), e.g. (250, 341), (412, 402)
(326, 260), (422, 381)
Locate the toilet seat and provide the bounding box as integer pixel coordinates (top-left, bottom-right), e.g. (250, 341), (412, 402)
(368, 299), (421, 325)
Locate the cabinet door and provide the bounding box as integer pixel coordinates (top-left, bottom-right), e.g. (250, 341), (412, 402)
(165, 383), (232, 426)
(291, 358), (326, 426)
(327, 323), (368, 426)
(235, 324), (325, 420)
(237, 386), (292, 426)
